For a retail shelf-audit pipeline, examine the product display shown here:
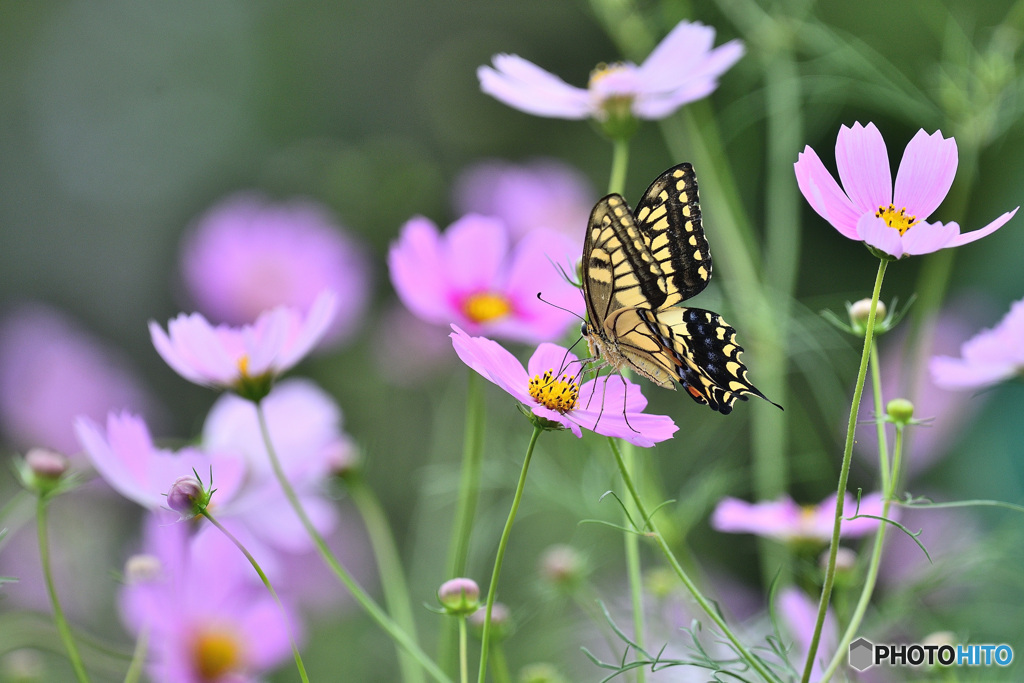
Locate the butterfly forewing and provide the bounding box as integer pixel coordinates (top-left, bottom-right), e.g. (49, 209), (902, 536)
(633, 163), (712, 304)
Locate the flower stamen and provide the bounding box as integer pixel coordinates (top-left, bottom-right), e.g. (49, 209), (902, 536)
(463, 292), (512, 323)
(191, 627), (244, 680)
(875, 203), (918, 235)
(237, 354), (250, 378)
(528, 369), (579, 413)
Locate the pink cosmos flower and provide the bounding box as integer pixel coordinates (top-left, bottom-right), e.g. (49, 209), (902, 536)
(776, 587), (838, 681)
(389, 215), (582, 343)
(180, 193), (370, 348)
(75, 411), (246, 511)
(450, 325), (677, 447)
(478, 20), (744, 121)
(149, 290), (336, 396)
(710, 493), (885, 544)
(794, 122), (1018, 259)
(930, 297), (1024, 390)
(452, 158), (595, 241)
(121, 511), (301, 683)
(0, 304), (156, 455)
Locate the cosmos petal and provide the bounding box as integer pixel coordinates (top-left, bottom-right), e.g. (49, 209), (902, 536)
(893, 129), (957, 219)
(836, 122), (892, 213)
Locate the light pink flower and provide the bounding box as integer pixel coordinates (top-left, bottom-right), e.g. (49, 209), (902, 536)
(75, 411), (245, 511)
(149, 290), (336, 396)
(121, 511), (301, 683)
(0, 304), (156, 455)
(450, 325), (677, 447)
(776, 587), (838, 680)
(180, 193), (370, 348)
(930, 297), (1024, 390)
(794, 122), (1017, 258)
(452, 158), (595, 241)
(389, 215), (582, 343)
(711, 493), (886, 544)
(478, 21), (744, 121)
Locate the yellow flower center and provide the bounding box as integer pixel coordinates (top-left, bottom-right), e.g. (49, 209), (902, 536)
(463, 292), (512, 323)
(588, 62), (629, 88)
(190, 627), (244, 681)
(237, 354), (250, 378)
(875, 203), (919, 235)
(528, 369), (579, 413)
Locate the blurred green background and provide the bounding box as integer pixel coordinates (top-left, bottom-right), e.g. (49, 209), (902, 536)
(3, 1), (1024, 681)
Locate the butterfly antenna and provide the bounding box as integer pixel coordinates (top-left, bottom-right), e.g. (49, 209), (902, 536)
(535, 292), (587, 326)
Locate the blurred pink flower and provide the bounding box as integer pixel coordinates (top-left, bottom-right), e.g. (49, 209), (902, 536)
(450, 325), (677, 447)
(389, 215), (582, 343)
(478, 21), (744, 121)
(452, 158), (595, 241)
(75, 411), (246, 511)
(794, 122), (1017, 259)
(711, 493), (885, 544)
(371, 304), (455, 386)
(180, 193), (371, 347)
(121, 511), (301, 683)
(776, 587), (837, 680)
(149, 290), (336, 397)
(930, 297), (1024, 390)
(0, 304), (155, 455)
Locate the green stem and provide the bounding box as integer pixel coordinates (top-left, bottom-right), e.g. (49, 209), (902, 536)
(458, 617), (468, 683)
(477, 425), (542, 683)
(123, 624), (148, 683)
(800, 258), (888, 683)
(621, 440), (646, 683)
(490, 643), (511, 683)
(36, 496), (90, 683)
(819, 424), (904, 682)
(254, 402), (451, 683)
(608, 439), (779, 682)
(347, 471), (424, 683)
(200, 509), (309, 683)
(440, 372), (486, 671)
(608, 138), (630, 196)
(870, 341), (891, 496)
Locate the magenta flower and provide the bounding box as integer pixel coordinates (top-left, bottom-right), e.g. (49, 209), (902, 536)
(149, 290), (336, 398)
(450, 325), (677, 447)
(75, 411), (246, 511)
(452, 158), (595, 241)
(0, 303), (156, 455)
(121, 511), (301, 683)
(930, 297), (1024, 390)
(389, 215), (582, 343)
(711, 493), (885, 544)
(794, 122), (1018, 259)
(180, 193), (371, 348)
(478, 20), (744, 121)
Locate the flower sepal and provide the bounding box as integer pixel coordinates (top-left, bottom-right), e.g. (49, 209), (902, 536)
(516, 403), (567, 433)
(865, 244), (900, 262)
(593, 98), (640, 142)
(165, 472), (215, 521)
(233, 370), (275, 404)
(16, 449), (79, 499)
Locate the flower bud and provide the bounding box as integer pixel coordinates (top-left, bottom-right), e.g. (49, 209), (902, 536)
(124, 554), (163, 585)
(17, 448), (71, 497)
(470, 602), (512, 642)
(519, 662), (568, 683)
(438, 577), (480, 616)
(849, 298), (887, 335)
(886, 398), (914, 425)
(166, 476), (208, 520)
(538, 544), (585, 591)
(1, 648), (44, 682)
(325, 438), (361, 480)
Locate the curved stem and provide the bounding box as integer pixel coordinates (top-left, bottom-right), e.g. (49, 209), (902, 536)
(440, 372), (486, 671)
(347, 472), (424, 683)
(254, 402), (450, 683)
(800, 258), (888, 683)
(819, 425), (904, 682)
(123, 624), (148, 683)
(608, 439), (779, 682)
(200, 509), (308, 683)
(477, 425), (542, 683)
(620, 440), (646, 683)
(36, 496), (90, 683)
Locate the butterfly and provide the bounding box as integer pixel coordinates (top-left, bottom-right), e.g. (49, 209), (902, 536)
(580, 162), (779, 414)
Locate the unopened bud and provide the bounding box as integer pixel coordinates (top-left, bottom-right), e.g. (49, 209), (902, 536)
(438, 577), (480, 616)
(538, 544), (585, 590)
(849, 298), (887, 335)
(166, 476), (207, 520)
(519, 662), (568, 683)
(886, 398), (914, 425)
(124, 554), (163, 585)
(470, 602), (512, 642)
(25, 449), (69, 480)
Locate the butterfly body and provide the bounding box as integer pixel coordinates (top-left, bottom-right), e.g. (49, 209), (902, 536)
(581, 163), (776, 414)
